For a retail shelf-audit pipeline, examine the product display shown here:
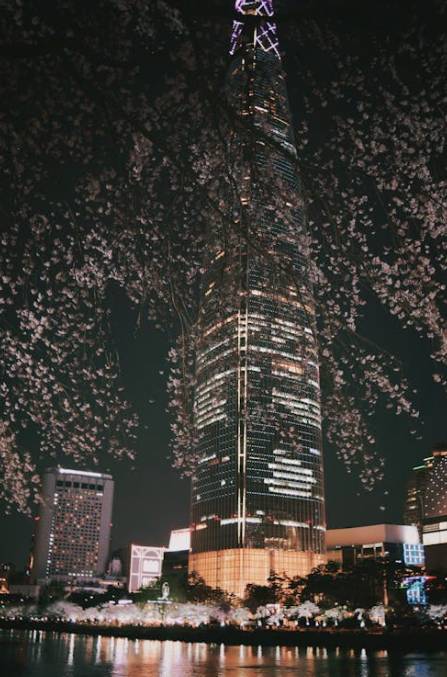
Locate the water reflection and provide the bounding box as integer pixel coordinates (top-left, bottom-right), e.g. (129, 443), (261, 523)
(1, 630), (447, 677)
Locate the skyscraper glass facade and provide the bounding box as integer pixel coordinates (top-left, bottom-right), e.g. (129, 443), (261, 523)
(404, 446), (447, 572)
(189, 1), (326, 596)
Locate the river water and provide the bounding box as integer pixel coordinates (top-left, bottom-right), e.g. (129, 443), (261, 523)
(1, 629), (447, 676)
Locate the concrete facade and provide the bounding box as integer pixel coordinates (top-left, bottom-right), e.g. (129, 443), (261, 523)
(31, 467), (114, 583)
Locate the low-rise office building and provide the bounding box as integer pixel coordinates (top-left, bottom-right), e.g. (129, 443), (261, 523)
(326, 524), (425, 569)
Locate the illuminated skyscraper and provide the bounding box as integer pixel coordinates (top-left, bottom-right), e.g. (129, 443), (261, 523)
(404, 444), (447, 572)
(421, 446), (447, 573)
(31, 467), (114, 583)
(189, 1), (326, 597)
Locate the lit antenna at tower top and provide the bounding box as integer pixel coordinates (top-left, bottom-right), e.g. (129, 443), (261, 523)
(230, 0), (279, 57)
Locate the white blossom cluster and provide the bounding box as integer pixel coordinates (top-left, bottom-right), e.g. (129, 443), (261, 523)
(0, 2), (445, 510)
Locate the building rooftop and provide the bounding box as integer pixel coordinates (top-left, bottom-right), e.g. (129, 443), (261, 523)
(168, 528), (190, 552)
(46, 467), (113, 480)
(326, 524), (421, 548)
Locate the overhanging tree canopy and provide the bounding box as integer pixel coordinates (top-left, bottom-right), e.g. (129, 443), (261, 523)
(0, 0), (445, 511)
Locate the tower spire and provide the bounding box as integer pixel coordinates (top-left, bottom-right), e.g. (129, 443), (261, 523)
(230, 1), (279, 57)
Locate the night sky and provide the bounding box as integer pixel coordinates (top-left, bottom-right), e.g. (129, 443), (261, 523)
(0, 0), (445, 570)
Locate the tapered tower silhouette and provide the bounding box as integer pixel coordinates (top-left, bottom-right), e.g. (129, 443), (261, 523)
(189, 0), (326, 597)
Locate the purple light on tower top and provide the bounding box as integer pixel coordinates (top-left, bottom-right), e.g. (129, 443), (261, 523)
(235, 0), (274, 13)
(230, 0), (279, 56)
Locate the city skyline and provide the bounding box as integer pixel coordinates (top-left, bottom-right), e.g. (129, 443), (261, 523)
(0, 0), (445, 575)
(0, 361), (444, 572)
(0, 2), (446, 673)
(4, 442), (447, 573)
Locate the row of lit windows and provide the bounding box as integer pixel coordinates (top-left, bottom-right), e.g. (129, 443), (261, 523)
(56, 480), (104, 491)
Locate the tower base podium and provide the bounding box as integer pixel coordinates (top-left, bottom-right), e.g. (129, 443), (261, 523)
(189, 548), (326, 599)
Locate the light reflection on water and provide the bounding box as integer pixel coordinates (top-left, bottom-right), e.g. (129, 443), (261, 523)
(1, 629), (447, 677)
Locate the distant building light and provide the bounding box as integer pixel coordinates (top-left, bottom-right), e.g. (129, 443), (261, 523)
(58, 468), (105, 478)
(168, 528), (191, 552)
